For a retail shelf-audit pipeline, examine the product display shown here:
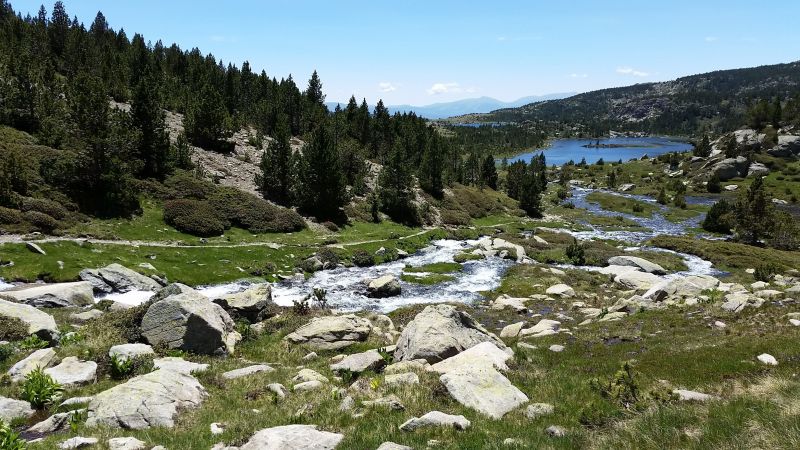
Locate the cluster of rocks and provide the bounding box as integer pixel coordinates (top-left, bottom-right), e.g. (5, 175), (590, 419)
(472, 237), (530, 263)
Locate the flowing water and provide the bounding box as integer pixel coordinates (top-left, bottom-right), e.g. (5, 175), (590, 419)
(0, 188), (724, 312)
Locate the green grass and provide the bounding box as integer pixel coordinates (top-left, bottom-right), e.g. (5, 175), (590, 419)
(400, 273), (456, 285)
(661, 203), (708, 223)
(585, 192), (659, 218)
(404, 262), (462, 274)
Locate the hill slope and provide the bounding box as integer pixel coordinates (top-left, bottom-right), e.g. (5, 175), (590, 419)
(487, 61), (800, 135)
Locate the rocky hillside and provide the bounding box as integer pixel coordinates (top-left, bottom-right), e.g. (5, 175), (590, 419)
(487, 61), (800, 135)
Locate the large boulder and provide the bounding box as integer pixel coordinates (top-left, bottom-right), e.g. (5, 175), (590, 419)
(0, 298), (59, 342)
(367, 275), (401, 298)
(399, 411), (471, 431)
(330, 349), (387, 374)
(431, 342), (512, 374)
(8, 348), (57, 382)
(711, 156), (749, 181)
(239, 424), (344, 450)
(767, 135), (800, 157)
(0, 396), (35, 422)
(0, 282), (94, 308)
(109, 343), (155, 362)
(141, 290), (240, 355)
(643, 275), (720, 301)
(733, 129), (765, 152)
(394, 304), (507, 363)
(212, 284), (273, 323)
(80, 263), (162, 294)
(86, 369), (207, 429)
(440, 366), (528, 419)
(614, 271), (662, 291)
(44, 357), (97, 387)
(490, 238), (526, 262)
(285, 314), (371, 350)
(607, 256), (666, 275)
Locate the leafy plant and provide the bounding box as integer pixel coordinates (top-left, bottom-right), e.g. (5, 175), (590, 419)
(0, 419), (26, 450)
(339, 369), (356, 384)
(291, 297), (311, 315)
(68, 409), (87, 432)
(19, 335), (48, 350)
(565, 238), (586, 265)
(377, 347), (394, 366)
(370, 378), (381, 390)
(351, 250), (375, 267)
(21, 367), (62, 409)
(0, 343), (13, 363)
(754, 263), (778, 282)
(700, 288), (724, 304)
(59, 332), (84, 347)
(311, 288), (328, 310)
(589, 361), (641, 411)
(109, 354), (135, 380)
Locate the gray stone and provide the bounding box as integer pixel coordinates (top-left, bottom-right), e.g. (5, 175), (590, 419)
(376, 442), (413, 450)
(674, 389), (716, 402)
(608, 256), (666, 275)
(367, 275), (401, 298)
(618, 183), (635, 192)
(292, 368), (329, 383)
(748, 162), (769, 177)
(141, 290), (240, 355)
(239, 424), (344, 450)
(394, 304), (507, 363)
(384, 372), (419, 387)
(549, 344), (565, 352)
(0, 395), (35, 422)
(399, 411), (471, 431)
(0, 298), (59, 342)
(26, 242), (47, 255)
(757, 353), (778, 366)
(644, 275), (720, 301)
(108, 437), (147, 450)
(385, 359), (431, 374)
(293, 380), (324, 392)
(500, 321), (525, 338)
(431, 342), (512, 374)
(545, 284), (576, 298)
(767, 135), (800, 157)
(109, 344), (155, 362)
(80, 263), (162, 294)
(285, 314), (372, 350)
(28, 409), (85, 433)
(59, 437), (98, 449)
(153, 357), (209, 375)
(212, 284), (273, 323)
(8, 348), (57, 382)
(363, 394), (405, 411)
(491, 296), (528, 313)
(222, 364), (275, 380)
(545, 425), (567, 437)
(526, 403), (555, 419)
(0, 282), (94, 308)
(519, 319), (561, 338)
(86, 369), (207, 429)
(440, 366), (528, 419)
(60, 396), (93, 407)
(614, 271), (661, 291)
(70, 309), (105, 324)
(44, 357), (97, 387)
(267, 383), (288, 399)
(330, 349), (386, 373)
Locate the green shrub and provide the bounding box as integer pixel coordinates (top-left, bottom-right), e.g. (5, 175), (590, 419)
(163, 199), (227, 237)
(316, 248), (340, 267)
(754, 263), (779, 282)
(0, 343), (13, 362)
(565, 238), (586, 265)
(0, 316), (28, 341)
(352, 249), (375, 267)
(439, 208), (471, 226)
(20, 197), (68, 220)
(0, 206), (22, 224)
(164, 171), (215, 199)
(22, 210), (59, 233)
(589, 361), (642, 411)
(0, 419), (26, 450)
(208, 187), (305, 233)
(21, 367), (62, 409)
(19, 335), (48, 350)
(110, 354), (135, 380)
(702, 199), (734, 234)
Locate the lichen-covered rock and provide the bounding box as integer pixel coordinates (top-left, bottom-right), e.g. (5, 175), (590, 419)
(141, 290), (240, 355)
(0, 298), (59, 343)
(367, 275), (401, 298)
(239, 424), (344, 450)
(399, 411), (471, 431)
(212, 284), (273, 323)
(285, 314), (372, 350)
(330, 349), (386, 373)
(8, 348), (57, 382)
(44, 357), (97, 387)
(431, 342), (512, 374)
(0, 282), (94, 308)
(607, 256), (666, 275)
(80, 263), (162, 294)
(394, 304), (507, 363)
(86, 369), (207, 429)
(440, 366), (528, 419)
(0, 395), (35, 422)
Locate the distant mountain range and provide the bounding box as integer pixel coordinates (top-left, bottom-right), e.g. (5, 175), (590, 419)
(486, 61), (800, 135)
(326, 93), (575, 119)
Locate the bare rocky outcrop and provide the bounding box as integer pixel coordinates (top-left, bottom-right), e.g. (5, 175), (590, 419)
(80, 263), (163, 294)
(394, 304), (507, 363)
(212, 283), (274, 323)
(0, 282), (94, 308)
(285, 314), (372, 350)
(0, 298), (59, 342)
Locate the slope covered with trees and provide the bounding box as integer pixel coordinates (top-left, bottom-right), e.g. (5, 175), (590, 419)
(487, 61), (800, 136)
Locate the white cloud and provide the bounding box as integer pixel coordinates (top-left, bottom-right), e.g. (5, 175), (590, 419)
(705, 36), (718, 42)
(616, 66), (650, 77)
(569, 73), (588, 78)
(427, 82), (461, 95)
(378, 82), (397, 92)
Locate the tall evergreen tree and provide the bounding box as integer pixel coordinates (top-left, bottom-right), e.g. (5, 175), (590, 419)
(185, 81), (231, 151)
(296, 123), (347, 220)
(379, 138), (419, 225)
(257, 113), (294, 205)
(131, 68), (171, 179)
(480, 154), (498, 189)
(419, 134), (445, 198)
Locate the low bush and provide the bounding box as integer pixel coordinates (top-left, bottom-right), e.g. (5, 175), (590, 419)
(21, 367), (62, 409)
(565, 238), (586, 265)
(163, 170), (216, 200)
(0, 206), (22, 224)
(316, 247), (341, 267)
(0, 342), (13, 362)
(20, 197), (68, 220)
(22, 210), (59, 233)
(208, 187), (305, 233)
(0, 316), (28, 341)
(352, 249), (375, 267)
(163, 199), (227, 237)
(0, 419), (26, 450)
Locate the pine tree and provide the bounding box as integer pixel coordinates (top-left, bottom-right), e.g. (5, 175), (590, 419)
(419, 134), (445, 198)
(707, 172), (721, 193)
(379, 138), (419, 225)
(257, 114), (293, 204)
(131, 68), (171, 179)
(296, 123), (347, 220)
(735, 176), (771, 244)
(694, 134), (711, 157)
(185, 81), (232, 151)
(518, 162), (543, 217)
(480, 154), (498, 190)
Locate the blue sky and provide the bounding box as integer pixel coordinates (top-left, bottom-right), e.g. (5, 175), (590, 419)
(12, 0), (800, 105)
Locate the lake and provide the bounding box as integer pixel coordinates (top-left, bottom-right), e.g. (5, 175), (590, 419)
(505, 136), (693, 166)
